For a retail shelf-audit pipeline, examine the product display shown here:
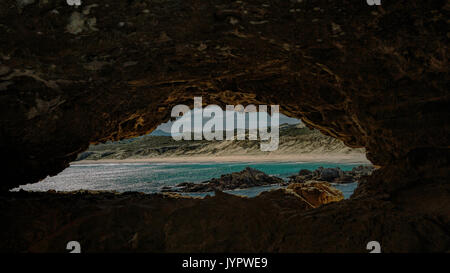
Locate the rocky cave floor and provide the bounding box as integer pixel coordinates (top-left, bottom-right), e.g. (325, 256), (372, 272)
(1, 176), (448, 253)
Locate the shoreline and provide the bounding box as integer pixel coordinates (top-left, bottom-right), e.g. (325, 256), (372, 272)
(71, 153), (370, 165)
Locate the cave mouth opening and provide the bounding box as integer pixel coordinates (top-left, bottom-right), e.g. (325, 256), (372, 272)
(14, 108), (370, 204)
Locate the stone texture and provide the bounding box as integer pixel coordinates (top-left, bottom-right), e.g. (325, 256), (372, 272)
(289, 165), (375, 184)
(163, 167), (286, 192)
(0, 187), (448, 253)
(0, 0), (448, 191)
(0, 0), (449, 252)
(287, 181), (344, 207)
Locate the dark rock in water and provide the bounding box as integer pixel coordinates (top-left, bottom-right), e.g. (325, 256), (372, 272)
(289, 165), (375, 184)
(334, 174), (355, 184)
(298, 169), (312, 176)
(164, 167), (285, 193)
(318, 167), (343, 182)
(289, 169), (313, 183)
(351, 165), (375, 177)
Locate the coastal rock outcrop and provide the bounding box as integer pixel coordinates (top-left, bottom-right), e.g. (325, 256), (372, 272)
(287, 182), (344, 207)
(162, 167), (285, 192)
(289, 165), (375, 184)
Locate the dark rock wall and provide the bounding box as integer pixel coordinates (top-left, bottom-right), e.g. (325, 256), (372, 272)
(1, 189), (448, 252)
(0, 0), (449, 252)
(1, 0), (448, 190)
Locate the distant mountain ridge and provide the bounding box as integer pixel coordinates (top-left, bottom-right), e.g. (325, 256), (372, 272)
(149, 129), (173, 136)
(76, 124), (365, 161)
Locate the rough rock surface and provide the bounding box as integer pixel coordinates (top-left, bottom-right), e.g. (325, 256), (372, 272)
(0, 188), (448, 253)
(0, 0), (448, 190)
(162, 167), (285, 192)
(0, 0), (449, 252)
(289, 165), (375, 184)
(287, 182), (344, 207)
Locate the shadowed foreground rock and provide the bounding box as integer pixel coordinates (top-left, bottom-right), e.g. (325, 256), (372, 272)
(0, 187), (448, 253)
(0, 0), (449, 252)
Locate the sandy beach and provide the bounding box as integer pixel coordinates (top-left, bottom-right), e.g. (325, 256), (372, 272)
(72, 153), (370, 165)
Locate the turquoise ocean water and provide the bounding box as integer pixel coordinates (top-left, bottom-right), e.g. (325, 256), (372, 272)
(15, 162), (362, 199)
